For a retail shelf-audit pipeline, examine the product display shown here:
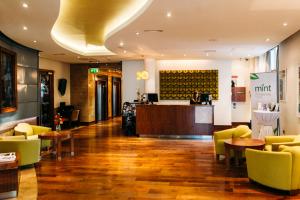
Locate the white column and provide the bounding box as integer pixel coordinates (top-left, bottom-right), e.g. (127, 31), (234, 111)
(144, 58), (156, 93)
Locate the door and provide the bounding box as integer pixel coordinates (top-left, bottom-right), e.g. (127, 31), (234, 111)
(96, 78), (108, 121)
(112, 77), (121, 117)
(39, 70), (54, 128)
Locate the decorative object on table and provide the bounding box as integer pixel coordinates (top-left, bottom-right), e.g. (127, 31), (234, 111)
(54, 113), (64, 131)
(253, 110), (280, 139)
(159, 70), (218, 100)
(0, 152), (16, 162)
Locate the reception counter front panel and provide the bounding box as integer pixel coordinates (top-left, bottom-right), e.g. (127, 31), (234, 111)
(136, 105), (214, 137)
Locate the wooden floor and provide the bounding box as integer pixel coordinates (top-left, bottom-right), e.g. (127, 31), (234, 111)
(35, 117), (299, 200)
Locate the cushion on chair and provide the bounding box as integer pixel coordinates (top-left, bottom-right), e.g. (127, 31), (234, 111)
(293, 135), (300, 142)
(232, 125), (250, 138)
(14, 123), (34, 138)
(27, 135), (39, 140)
(0, 135), (26, 140)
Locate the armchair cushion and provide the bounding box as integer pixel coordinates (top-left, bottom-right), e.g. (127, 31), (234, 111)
(14, 123), (34, 139)
(233, 125), (250, 138)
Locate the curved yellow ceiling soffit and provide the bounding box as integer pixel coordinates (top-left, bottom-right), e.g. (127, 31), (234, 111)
(51, 0), (153, 56)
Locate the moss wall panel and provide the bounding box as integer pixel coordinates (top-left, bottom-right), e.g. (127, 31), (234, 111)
(159, 70), (218, 100)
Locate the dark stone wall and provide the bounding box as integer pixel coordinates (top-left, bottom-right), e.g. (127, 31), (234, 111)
(0, 32), (39, 124)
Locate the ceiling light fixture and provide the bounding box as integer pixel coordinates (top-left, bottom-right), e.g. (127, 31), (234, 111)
(33, 40), (37, 43)
(161, 54), (164, 56)
(184, 54), (186, 57)
(166, 12), (172, 18)
(119, 42), (124, 47)
(23, 26), (28, 30)
(22, 3), (28, 8)
(136, 32), (140, 36)
(206, 53), (209, 56)
(123, 50), (127, 54)
(265, 38), (270, 42)
(283, 22), (288, 27)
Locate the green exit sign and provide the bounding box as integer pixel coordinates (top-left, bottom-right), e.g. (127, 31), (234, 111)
(89, 68), (99, 73)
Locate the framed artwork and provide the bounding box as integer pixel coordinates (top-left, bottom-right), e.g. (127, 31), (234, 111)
(0, 46), (17, 113)
(279, 69), (286, 101)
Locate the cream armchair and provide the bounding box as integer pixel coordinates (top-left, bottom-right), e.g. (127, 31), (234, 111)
(214, 125), (252, 160)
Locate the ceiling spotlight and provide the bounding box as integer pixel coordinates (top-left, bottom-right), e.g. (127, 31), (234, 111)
(22, 3), (28, 8)
(265, 38), (270, 42)
(123, 50), (127, 54)
(166, 12), (172, 18)
(119, 42), (124, 47)
(206, 53), (209, 57)
(283, 22), (288, 27)
(247, 54), (251, 57)
(23, 26), (28, 30)
(161, 54), (164, 56)
(77, 56), (80, 59)
(136, 32), (140, 36)
(184, 54), (186, 57)
(33, 40), (37, 43)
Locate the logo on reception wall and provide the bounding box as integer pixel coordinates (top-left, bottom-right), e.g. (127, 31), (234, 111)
(250, 72), (278, 138)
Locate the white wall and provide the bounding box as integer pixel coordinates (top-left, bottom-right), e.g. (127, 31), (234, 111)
(279, 31), (300, 135)
(122, 60), (145, 103)
(231, 60), (251, 123)
(156, 60), (232, 125)
(39, 57), (70, 108)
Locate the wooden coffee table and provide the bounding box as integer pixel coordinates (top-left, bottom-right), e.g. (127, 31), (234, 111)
(0, 153), (19, 198)
(38, 131), (74, 161)
(224, 138), (265, 168)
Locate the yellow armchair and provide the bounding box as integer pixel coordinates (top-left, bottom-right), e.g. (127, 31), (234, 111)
(214, 125), (251, 160)
(265, 135), (300, 151)
(246, 146), (300, 193)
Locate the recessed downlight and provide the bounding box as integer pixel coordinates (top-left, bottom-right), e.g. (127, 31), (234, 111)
(136, 32), (140, 36)
(33, 40), (37, 43)
(265, 38), (270, 42)
(283, 22), (288, 27)
(166, 12), (172, 18)
(183, 54), (186, 57)
(119, 41), (124, 47)
(123, 50), (127, 54)
(23, 26), (28, 30)
(206, 53), (209, 57)
(22, 3), (28, 8)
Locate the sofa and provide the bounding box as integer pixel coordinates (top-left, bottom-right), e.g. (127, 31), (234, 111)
(0, 123), (51, 166)
(246, 146), (300, 193)
(265, 135), (300, 151)
(213, 125), (252, 160)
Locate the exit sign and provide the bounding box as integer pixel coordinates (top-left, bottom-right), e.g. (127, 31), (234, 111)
(89, 68), (99, 73)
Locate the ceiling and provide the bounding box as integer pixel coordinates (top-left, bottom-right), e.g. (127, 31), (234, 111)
(0, 0), (300, 63)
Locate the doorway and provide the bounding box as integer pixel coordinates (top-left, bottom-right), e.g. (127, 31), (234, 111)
(112, 77), (121, 117)
(39, 69), (54, 128)
(96, 76), (108, 121)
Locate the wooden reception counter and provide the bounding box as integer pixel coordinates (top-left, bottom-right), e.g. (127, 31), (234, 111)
(136, 104), (214, 137)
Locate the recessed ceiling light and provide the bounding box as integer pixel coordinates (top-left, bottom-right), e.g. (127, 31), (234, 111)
(119, 42), (124, 47)
(283, 22), (288, 27)
(136, 32), (140, 36)
(33, 40), (37, 43)
(23, 26), (28, 30)
(248, 54), (251, 57)
(22, 3), (28, 8)
(265, 38), (270, 42)
(206, 53), (209, 56)
(183, 54), (186, 57)
(123, 50), (127, 54)
(166, 12), (172, 18)
(77, 56), (80, 59)
(161, 54), (164, 56)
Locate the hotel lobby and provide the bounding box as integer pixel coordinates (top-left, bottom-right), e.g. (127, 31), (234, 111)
(1, 0), (300, 199)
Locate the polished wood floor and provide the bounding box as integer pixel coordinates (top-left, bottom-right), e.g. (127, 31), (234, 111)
(35, 118), (299, 200)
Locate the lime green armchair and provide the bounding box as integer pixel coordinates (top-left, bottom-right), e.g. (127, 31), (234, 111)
(14, 123), (52, 148)
(214, 125), (252, 160)
(265, 135), (300, 151)
(246, 147), (300, 193)
(0, 139), (41, 166)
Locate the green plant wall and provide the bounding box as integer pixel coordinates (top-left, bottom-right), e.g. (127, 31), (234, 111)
(159, 70), (219, 100)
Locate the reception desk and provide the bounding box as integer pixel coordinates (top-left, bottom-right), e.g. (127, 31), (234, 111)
(136, 104), (214, 137)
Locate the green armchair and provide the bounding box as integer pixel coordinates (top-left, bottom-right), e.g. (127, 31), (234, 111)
(0, 139), (41, 166)
(214, 125), (252, 160)
(246, 146), (300, 193)
(265, 135), (300, 151)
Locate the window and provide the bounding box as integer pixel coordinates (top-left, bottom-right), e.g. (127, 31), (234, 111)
(269, 46), (278, 71)
(0, 46), (17, 113)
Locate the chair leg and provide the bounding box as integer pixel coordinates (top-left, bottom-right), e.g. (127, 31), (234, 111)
(216, 154), (220, 161)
